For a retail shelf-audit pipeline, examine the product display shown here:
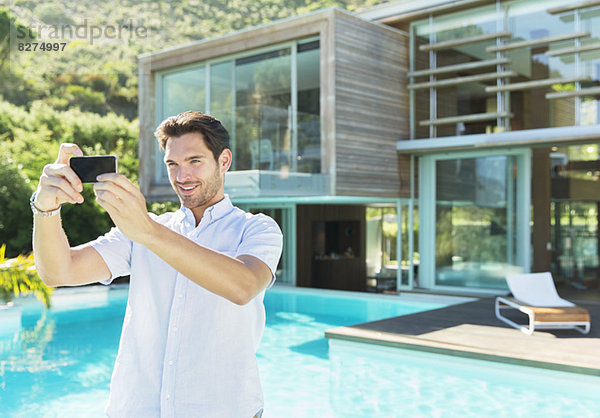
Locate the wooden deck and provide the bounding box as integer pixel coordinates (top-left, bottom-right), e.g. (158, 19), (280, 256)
(325, 297), (600, 376)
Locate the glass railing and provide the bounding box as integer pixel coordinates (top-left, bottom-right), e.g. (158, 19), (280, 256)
(154, 106), (327, 197)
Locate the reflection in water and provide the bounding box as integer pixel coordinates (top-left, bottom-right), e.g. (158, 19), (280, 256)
(0, 289), (127, 416)
(6, 313), (62, 374)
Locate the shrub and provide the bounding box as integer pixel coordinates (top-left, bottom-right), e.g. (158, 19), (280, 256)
(0, 244), (52, 309)
(0, 155), (34, 257)
(60, 187), (113, 248)
(65, 85), (106, 114)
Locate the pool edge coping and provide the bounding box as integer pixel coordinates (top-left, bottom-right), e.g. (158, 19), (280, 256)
(325, 326), (600, 377)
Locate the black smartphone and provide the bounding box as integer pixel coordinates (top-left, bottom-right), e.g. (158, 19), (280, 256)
(69, 156), (118, 183)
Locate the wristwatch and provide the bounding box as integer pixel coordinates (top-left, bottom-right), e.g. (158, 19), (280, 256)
(30, 191), (61, 217)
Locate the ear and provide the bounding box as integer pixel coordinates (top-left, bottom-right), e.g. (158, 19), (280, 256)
(218, 148), (232, 173)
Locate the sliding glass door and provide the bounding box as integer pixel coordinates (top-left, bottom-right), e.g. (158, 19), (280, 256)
(419, 149), (531, 291)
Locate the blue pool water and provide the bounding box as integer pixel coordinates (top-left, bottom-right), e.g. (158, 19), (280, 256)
(1, 286), (599, 417)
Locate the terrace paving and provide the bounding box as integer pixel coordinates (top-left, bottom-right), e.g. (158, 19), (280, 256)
(325, 297), (600, 376)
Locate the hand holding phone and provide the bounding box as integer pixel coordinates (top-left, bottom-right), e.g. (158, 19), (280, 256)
(69, 156), (118, 183)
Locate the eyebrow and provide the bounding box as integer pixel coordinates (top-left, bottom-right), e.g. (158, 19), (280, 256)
(164, 154), (207, 164)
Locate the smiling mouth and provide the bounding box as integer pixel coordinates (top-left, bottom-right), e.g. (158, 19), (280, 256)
(177, 184), (199, 194)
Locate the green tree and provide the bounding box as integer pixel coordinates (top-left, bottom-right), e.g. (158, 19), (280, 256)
(0, 156), (33, 257)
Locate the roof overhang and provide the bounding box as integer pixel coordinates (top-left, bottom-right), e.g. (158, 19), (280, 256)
(396, 125), (600, 154)
(357, 0), (492, 24)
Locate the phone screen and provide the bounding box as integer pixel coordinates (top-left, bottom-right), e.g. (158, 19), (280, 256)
(69, 156), (118, 183)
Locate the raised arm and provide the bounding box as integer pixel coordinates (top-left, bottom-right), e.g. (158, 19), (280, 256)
(32, 143), (111, 287)
(93, 174), (279, 305)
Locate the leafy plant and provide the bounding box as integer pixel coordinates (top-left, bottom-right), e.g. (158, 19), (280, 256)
(0, 244), (52, 309)
(0, 154), (34, 257)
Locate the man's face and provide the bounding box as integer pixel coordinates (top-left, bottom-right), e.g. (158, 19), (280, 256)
(163, 132), (228, 210)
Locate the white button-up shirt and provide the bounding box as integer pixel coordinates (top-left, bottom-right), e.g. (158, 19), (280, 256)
(90, 196), (283, 418)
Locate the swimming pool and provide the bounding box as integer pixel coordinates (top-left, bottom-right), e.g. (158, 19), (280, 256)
(1, 285), (599, 416)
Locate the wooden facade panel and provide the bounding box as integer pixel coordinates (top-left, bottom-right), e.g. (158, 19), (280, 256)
(336, 145), (401, 165)
(335, 77), (407, 101)
(335, 176), (402, 193)
(335, 154), (401, 170)
(335, 134), (406, 150)
(334, 105), (408, 132)
(337, 68), (405, 83)
(336, 62), (406, 87)
(336, 40), (406, 61)
(335, 179), (401, 197)
(336, 144), (400, 160)
(335, 89), (406, 116)
(332, 12), (409, 197)
(335, 95), (405, 118)
(335, 17), (407, 49)
(334, 42), (406, 68)
(335, 102), (408, 127)
(335, 155), (412, 198)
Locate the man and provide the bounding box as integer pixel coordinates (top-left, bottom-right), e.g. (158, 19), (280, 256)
(32, 111), (283, 417)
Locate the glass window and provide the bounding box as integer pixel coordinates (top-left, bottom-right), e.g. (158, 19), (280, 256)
(158, 66), (206, 181)
(551, 201), (599, 284)
(504, 0), (574, 130)
(552, 143), (600, 180)
(297, 40), (321, 174)
(235, 48), (292, 171)
(210, 61), (234, 130)
(400, 202), (418, 288)
(435, 155), (519, 289)
(162, 66), (206, 118)
(410, 0), (600, 137)
(366, 206), (398, 292)
(157, 39), (322, 192)
(549, 142), (600, 286)
(411, 5), (503, 138)
(411, 19), (432, 140)
(210, 60), (235, 167)
(579, 6), (600, 125)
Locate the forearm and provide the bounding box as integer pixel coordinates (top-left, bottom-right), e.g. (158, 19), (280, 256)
(141, 221), (262, 305)
(33, 214), (75, 286)
(33, 215), (110, 287)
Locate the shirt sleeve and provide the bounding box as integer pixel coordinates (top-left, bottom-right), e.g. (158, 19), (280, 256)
(90, 226), (133, 285)
(235, 213), (283, 288)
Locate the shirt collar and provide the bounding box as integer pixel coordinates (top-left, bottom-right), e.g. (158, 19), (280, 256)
(178, 194), (234, 227)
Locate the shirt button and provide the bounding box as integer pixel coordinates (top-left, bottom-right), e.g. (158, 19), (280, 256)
(177, 294), (183, 299)
(173, 326), (178, 332)
(169, 360), (174, 366)
(165, 394), (171, 400)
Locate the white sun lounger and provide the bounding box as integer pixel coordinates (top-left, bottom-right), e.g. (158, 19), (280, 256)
(495, 272), (591, 335)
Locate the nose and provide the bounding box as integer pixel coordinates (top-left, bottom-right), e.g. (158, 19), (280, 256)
(176, 165), (192, 183)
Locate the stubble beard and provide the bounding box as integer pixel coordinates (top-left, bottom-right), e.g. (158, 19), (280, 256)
(174, 167), (223, 210)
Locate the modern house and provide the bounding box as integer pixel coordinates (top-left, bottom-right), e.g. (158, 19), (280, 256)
(138, 0), (600, 296)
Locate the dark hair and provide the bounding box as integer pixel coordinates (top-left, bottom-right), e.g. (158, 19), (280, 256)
(154, 111), (230, 162)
